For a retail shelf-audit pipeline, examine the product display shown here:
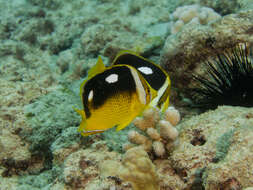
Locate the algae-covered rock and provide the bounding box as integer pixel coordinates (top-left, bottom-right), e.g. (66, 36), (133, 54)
(21, 88), (83, 171)
(62, 143), (125, 189)
(169, 106), (253, 189)
(177, 0), (243, 15)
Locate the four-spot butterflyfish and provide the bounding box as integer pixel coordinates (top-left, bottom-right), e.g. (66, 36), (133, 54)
(75, 57), (157, 136)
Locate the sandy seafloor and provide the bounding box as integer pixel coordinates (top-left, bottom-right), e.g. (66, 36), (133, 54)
(0, 0), (253, 189)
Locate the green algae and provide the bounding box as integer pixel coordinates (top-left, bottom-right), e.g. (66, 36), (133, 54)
(17, 166), (62, 190)
(22, 86), (83, 170)
(214, 129), (235, 162)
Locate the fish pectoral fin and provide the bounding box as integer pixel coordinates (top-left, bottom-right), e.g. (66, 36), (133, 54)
(88, 56), (106, 78)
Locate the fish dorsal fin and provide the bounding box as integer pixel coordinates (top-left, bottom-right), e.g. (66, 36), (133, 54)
(112, 50), (132, 64)
(88, 56), (106, 78)
(112, 50), (156, 66)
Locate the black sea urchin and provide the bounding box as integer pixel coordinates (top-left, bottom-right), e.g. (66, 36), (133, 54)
(190, 44), (253, 111)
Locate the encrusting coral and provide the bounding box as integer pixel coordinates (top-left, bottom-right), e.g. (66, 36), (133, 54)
(124, 106), (180, 158)
(170, 4), (221, 34)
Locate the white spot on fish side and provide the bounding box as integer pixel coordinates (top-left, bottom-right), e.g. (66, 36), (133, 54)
(138, 67), (153, 75)
(88, 90), (93, 101)
(129, 68), (146, 105)
(105, 74), (118, 83)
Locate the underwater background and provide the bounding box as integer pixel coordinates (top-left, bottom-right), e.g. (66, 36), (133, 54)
(0, 0), (253, 189)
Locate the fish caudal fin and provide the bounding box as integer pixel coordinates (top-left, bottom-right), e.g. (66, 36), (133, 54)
(73, 107), (87, 132)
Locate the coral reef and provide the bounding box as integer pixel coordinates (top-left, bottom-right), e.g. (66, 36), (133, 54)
(124, 107), (180, 158)
(170, 4), (221, 34)
(1, 0), (253, 189)
(0, 0), (175, 188)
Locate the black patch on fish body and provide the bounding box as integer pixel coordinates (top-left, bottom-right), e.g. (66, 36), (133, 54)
(82, 66), (136, 118)
(113, 53), (166, 91)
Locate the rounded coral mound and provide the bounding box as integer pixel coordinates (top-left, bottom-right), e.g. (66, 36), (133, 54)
(170, 4), (221, 34)
(118, 146), (160, 190)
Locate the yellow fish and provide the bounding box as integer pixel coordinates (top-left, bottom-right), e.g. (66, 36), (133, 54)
(112, 50), (171, 112)
(75, 57), (157, 136)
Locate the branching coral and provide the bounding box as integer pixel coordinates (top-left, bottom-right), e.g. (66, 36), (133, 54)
(170, 4), (221, 34)
(124, 106), (180, 158)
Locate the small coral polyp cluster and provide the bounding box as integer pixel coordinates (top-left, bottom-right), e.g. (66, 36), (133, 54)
(124, 106), (180, 158)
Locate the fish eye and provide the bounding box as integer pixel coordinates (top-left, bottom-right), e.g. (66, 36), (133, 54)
(138, 67), (153, 75)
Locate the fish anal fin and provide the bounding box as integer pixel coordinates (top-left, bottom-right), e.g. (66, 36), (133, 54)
(116, 120), (132, 132)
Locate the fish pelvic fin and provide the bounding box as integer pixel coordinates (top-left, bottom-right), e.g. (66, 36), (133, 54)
(80, 129), (105, 137)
